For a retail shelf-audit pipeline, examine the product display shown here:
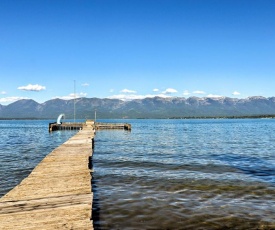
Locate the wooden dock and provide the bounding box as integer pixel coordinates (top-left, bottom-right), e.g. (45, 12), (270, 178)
(49, 122), (83, 132)
(95, 122), (131, 130)
(49, 122), (131, 132)
(0, 121), (95, 229)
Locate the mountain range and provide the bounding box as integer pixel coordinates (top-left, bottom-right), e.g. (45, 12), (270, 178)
(1, 96), (275, 119)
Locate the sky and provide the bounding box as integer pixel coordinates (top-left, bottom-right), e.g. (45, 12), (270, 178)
(0, 0), (275, 105)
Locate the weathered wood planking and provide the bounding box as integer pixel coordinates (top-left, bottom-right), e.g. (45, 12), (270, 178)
(95, 123), (131, 130)
(0, 124), (95, 230)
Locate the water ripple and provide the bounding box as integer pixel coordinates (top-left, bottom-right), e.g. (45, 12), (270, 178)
(92, 119), (275, 229)
(0, 120), (78, 196)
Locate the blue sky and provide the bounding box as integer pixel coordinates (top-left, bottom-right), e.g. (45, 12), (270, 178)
(0, 0), (275, 105)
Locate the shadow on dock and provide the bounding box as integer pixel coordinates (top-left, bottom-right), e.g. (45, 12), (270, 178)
(90, 147), (102, 230)
(91, 176), (102, 229)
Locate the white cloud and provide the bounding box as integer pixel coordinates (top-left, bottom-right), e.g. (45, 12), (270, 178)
(79, 92), (87, 97)
(0, 96), (29, 103)
(120, 89), (137, 94)
(82, 83), (89, 87)
(53, 92), (87, 100)
(1, 91), (7, 95)
(108, 94), (145, 100)
(109, 89), (115, 93)
(183, 90), (190, 96)
(162, 88), (178, 94)
(193, 90), (205, 94)
(232, 91), (241, 96)
(207, 94), (223, 98)
(108, 93), (172, 101)
(110, 88), (178, 101)
(18, 84), (46, 91)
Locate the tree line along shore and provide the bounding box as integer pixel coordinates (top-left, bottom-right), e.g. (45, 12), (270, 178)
(1, 114), (275, 120)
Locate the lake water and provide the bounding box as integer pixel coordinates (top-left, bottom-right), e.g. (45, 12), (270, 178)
(0, 119), (274, 229)
(0, 120), (78, 196)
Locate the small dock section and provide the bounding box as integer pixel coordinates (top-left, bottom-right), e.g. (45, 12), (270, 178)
(49, 121), (131, 132)
(95, 122), (131, 130)
(49, 122), (83, 132)
(0, 121), (95, 229)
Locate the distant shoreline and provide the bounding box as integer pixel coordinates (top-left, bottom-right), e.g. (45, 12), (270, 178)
(167, 115), (275, 119)
(0, 115), (275, 120)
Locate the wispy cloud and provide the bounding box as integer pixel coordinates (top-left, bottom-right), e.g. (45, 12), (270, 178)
(109, 87), (178, 101)
(53, 92), (87, 100)
(162, 88), (178, 94)
(120, 89), (137, 94)
(18, 84), (46, 91)
(183, 90), (190, 96)
(108, 93), (171, 101)
(0, 96), (29, 103)
(232, 91), (241, 96)
(207, 94), (223, 98)
(82, 83), (89, 87)
(109, 89), (115, 93)
(108, 94), (146, 100)
(193, 90), (205, 94)
(79, 92), (87, 97)
(1, 91), (7, 95)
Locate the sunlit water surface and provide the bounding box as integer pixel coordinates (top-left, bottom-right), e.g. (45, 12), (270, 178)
(0, 119), (274, 229)
(92, 119), (275, 229)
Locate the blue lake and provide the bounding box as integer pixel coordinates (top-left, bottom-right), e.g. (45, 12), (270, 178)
(0, 120), (78, 196)
(0, 119), (274, 229)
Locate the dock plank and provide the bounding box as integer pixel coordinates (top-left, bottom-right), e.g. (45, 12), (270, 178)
(0, 126), (94, 229)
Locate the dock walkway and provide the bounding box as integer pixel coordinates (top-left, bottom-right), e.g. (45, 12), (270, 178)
(0, 124), (95, 229)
